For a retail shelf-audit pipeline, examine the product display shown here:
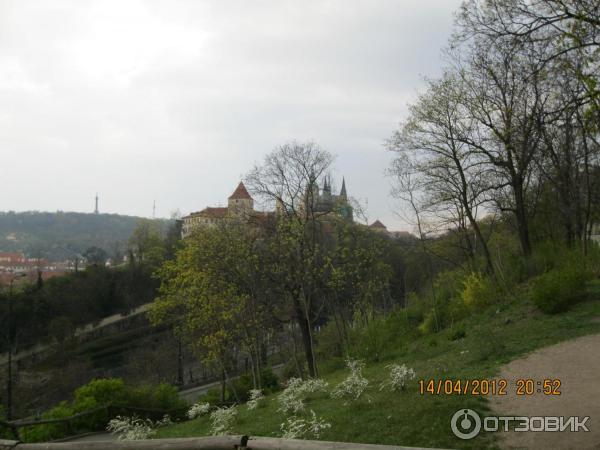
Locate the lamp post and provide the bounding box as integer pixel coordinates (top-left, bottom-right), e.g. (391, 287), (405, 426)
(6, 272), (26, 421)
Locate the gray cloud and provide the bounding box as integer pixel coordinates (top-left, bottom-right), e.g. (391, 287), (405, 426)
(1, 0), (462, 230)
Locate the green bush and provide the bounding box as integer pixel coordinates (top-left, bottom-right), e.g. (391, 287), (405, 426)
(74, 378), (128, 407)
(315, 321), (346, 359)
(532, 264), (592, 314)
(418, 309), (439, 334)
(71, 396), (108, 432)
(349, 316), (394, 362)
(228, 374), (253, 402)
(128, 383), (188, 419)
(20, 402), (75, 443)
(461, 273), (499, 309)
(259, 367), (280, 393)
(19, 378), (188, 442)
(433, 270), (465, 302)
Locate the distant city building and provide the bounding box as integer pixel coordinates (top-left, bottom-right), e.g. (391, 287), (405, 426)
(0, 252), (68, 285)
(0, 252), (46, 272)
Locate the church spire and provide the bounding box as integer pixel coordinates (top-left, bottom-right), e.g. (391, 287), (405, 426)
(339, 177), (347, 200)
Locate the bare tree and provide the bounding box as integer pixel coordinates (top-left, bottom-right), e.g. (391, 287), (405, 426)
(451, 36), (547, 256)
(388, 71), (496, 273)
(245, 141), (334, 377)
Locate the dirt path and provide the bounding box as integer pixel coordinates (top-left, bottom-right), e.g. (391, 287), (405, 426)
(491, 333), (600, 450)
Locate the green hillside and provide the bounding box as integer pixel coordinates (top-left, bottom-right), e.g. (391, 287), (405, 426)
(155, 282), (600, 450)
(0, 211), (171, 261)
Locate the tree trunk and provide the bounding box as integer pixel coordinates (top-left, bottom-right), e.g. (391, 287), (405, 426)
(294, 297), (317, 377)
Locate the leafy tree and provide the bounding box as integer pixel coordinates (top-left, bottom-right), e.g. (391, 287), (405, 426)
(83, 246), (108, 266)
(128, 219), (166, 270)
(149, 221), (276, 396)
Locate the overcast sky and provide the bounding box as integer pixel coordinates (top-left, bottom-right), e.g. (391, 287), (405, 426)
(1, 0), (462, 231)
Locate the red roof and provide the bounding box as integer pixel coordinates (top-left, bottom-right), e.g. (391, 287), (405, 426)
(369, 220), (387, 229)
(196, 207), (228, 218)
(0, 252), (26, 262)
(228, 182), (252, 200)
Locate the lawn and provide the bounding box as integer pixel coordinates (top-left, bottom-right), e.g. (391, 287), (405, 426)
(154, 281), (600, 450)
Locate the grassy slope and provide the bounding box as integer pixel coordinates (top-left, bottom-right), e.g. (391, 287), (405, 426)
(155, 282), (600, 450)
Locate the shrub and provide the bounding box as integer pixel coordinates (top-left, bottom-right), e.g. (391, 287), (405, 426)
(277, 378), (329, 415)
(379, 364), (415, 392)
(280, 410), (331, 439)
(187, 402), (211, 419)
(74, 378), (128, 408)
(107, 415), (156, 440)
(227, 374), (253, 402)
(315, 321), (345, 359)
(106, 415), (174, 440)
(71, 395), (108, 432)
(209, 406), (237, 435)
(20, 402), (75, 443)
(246, 389), (264, 410)
(351, 317), (389, 362)
(330, 359), (369, 401)
(418, 309), (439, 334)
(129, 383), (188, 417)
(532, 264), (592, 314)
(106, 414), (173, 440)
(461, 273), (498, 309)
(260, 367), (280, 392)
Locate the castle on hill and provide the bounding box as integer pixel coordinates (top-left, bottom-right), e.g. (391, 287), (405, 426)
(181, 179), (355, 238)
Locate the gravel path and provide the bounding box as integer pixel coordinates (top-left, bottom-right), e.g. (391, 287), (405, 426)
(491, 333), (600, 450)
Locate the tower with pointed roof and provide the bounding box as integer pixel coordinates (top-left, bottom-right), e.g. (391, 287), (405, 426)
(339, 178), (347, 201)
(335, 177), (353, 220)
(228, 181), (254, 216)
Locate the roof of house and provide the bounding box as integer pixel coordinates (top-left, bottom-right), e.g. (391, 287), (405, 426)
(0, 252), (26, 260)
(187, 207), (229, 219)
(369, 219), (387, 229)
(228, 181), (252, 200)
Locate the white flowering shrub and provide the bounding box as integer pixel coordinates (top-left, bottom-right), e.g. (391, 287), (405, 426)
(106, 414), (173, 440)
(187, 402), (211, 419)
(247, 389), (264, 410)
(379, 363), (416, 391)
(155, 414), (173, 428)
(331, 359), (369, 400)
(209, 406), (237, 435)
(280, 410), (331, 439)
(106, 416), (156, 440)
(277, 378), (329, 414)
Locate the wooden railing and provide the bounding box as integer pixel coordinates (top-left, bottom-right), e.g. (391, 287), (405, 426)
(0, 404), (189, 441)
(0, 435), (453, 450)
